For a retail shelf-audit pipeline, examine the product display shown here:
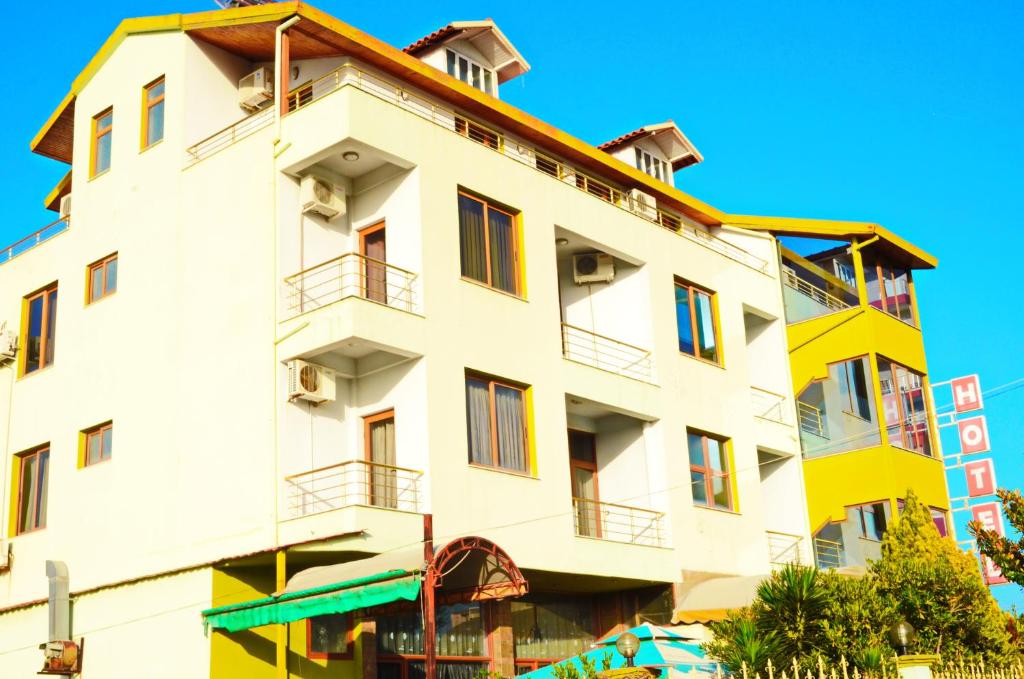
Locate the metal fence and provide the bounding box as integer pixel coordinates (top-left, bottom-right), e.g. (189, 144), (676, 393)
(798, 402), (827, 438)
(284, 459), (423, 518)
(814, 537), (844, 570)
(561, 323), (654, 382)
(751, 387), (790, 424)
(283, 252), (419, 317)
(1, 217), (69, 265)
(572, 497), (665, 547)
(766, 531), (808, 566)
(185, 107), (274, 164)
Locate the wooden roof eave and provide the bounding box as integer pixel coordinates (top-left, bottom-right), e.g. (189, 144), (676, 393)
(44, 170), (73, 212)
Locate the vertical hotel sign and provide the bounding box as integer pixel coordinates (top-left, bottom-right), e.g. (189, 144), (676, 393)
(934, 373), (1008, 586)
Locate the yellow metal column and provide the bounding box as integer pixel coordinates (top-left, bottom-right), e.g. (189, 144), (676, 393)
(276, 549), (287, 679)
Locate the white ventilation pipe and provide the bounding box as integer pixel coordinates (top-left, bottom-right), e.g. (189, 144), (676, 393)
(46, 560), (70, 641)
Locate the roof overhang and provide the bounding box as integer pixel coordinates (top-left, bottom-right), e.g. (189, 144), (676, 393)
(44, 171), (72, 212)
(727, 214), (938, 270)
(599, 121), (704, 171)
(30, 2), (725, 226)
(404, 20), (530, 83)
(671, 574), (767, 624)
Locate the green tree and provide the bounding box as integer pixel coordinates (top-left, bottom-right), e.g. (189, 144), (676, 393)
(752, 564), (828, 664)
(969, 488), (1024, 586)
(871, 490), (1014, 662)
(816, 570), (898, 665)
(703, 609), (783, 674)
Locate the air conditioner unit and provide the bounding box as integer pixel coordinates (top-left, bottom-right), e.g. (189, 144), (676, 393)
(628, 188), (658, 219)
(0, 322), (17, 362)
(287, 360), (336, 404)
(0, 540), (10, 572)
(573, 252), (615, 285)
(300, 176), (346, 221)
(58, 193), (72, 220)
(238, 67), (274, 111)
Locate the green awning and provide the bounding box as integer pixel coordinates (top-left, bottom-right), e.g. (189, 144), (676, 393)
(202, 569), (421, 633)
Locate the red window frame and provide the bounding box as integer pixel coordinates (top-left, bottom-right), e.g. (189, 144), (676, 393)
(84, 421), (113, 466)
(674, 279), (721, 365)
(16, 445), (49, 535)
(306, 613), (354, 660)
(88, 253), (118, 303)
(22, 283), (58, 376)
(687, 430), (732, 510)
(457, 191), (520, 295)
(465, 373), (529, 473)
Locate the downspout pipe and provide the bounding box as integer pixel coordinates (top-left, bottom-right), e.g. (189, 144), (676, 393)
(274, 16), (301, 143)
(46, 560), (70, 641)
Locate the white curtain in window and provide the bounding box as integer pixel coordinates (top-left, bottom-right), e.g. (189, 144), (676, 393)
(495, 385), (526, 472)
(465, 380), (492, 465)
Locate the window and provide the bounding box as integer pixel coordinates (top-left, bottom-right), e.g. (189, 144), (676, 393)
(16, 446), (49, 534)
(92, 107), (113, 176)
(838, 358), (871, 419)
(446, 49), (495, 95)
(512, 597), (595, 661)
(674, 280), (719, 363)
(377, 602), (489, 679)
(82, 422), (113, 466)
(365, 410), (397, 508)
(458, 192), (520, 295)
(465, 374), (528, 473)
(307, 614), (352, 659)
(635, 147), (670, 183)
(864, 259), (914, 324)
(851, 502), (889, 541)
(142, 77), (165, 148)
(687, 431), (732, 510)
(877, 358), (932, 456)
(88, 253), (118, 303)
(22, 284), (58, 375)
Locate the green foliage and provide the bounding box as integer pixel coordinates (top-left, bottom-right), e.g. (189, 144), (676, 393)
(550, 651), (613, 679)
(970, 488), (1024, 587)
(705, 491), (1018, 670)
(873, 490), (1014, 662)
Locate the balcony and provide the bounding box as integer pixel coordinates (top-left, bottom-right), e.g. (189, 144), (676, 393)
(1, 217), (69, 265)
(572, 497), (666, 547)
(781, 249), (857, 324)
(797, 401), (827, 438)
(284, 253), (419, 318)
(285, 459), (423, 519)
(766, 530), (809, 567)
(751, 387), (790, 424)
(813, 537), (843, 570)
(561, 323), (653, 383)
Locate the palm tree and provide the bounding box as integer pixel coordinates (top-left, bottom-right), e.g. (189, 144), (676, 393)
(753, 564), (829, 666)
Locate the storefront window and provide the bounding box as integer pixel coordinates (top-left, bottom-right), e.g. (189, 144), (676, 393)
(512, 598), (595, 660)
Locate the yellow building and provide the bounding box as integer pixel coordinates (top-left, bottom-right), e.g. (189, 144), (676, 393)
(730, 215), (951, 569)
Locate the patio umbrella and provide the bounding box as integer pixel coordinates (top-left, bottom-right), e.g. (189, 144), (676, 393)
(517, 625), (719, 679)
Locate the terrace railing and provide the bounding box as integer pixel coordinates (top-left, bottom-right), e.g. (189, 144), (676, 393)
(1, 217), (69, 265)
(284, 459), (423, 519)
(283, 252), (419, 318)
(751, 387), (790, 424)
(572, 497), (666, 547)
(561, 323), (654, 382)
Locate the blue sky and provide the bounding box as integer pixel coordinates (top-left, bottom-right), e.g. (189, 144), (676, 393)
(4, 2), (1023, 605)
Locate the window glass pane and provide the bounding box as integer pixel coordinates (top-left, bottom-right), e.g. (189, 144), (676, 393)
(471, 64), (481, 89)
(96, 131), (112, 174)
(494, 385), (526, 472)
(458, 195), (487, 283)
(690, 470), (707, 504)
(487, 207), (516, 293)
(483, 70), (493, 94)
(87, 432), (100, 465)
(694, 291), (718, 362)
(91, 265), (104, 302)
(99, 112), (113, 129)
(712, 475), (730, 509)
(377, 604), (484, 656)
(310, 614), (348, 655)
(105, 257), (118, 294)
(458, 57), (469, 83)
(675, 285), (694, 355)
(707, 438), (726, 472)
(36, 450), (49, 529)
(19, 455), (36, 533)
(446, 50), (456, 76)
(687, 432), (704, 466)
(148, 80), (165, 101)
(25, 294), (43, 373)
(101, 426), (113, 460)
(465, 378), (492, 465)
(635, 147), (642, 170)
(512, 599), (595, 659)
(147, 100), (165, 146)
(45, 290), (57, 366)
(568, 430), (596, 463)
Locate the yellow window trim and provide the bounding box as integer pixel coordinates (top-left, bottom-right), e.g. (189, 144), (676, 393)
(140, 75), (166, 151)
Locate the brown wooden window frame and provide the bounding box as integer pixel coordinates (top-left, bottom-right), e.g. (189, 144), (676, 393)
(21, 283), (58, 376)
(83, 421), (114, 467)
(91, 107), (114, 177)
(15, 445), (49, 535)
(465, 372), (530, 474)
(687, 430), (733, 511)
(87, 253), (118, 304)
(306, 613), (354, 660)
(142, 76), (165, 149)
(457, 191), (521, 296)
(674, 278), (722, 365)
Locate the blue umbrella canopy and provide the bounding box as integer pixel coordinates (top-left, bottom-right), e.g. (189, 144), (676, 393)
(517, 625), (719, 679)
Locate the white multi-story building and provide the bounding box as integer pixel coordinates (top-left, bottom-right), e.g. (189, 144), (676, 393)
(0, 4), (809, 677)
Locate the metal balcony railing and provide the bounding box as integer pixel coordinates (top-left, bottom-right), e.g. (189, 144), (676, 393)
(813, 537), (844, 570)
(1, 217), (69, 265)
(572, 497), (666, 547)
(285, 459), (423, 519)
(782, 268), (853, 313)
(797, 401), (827, 438)
(766, 531), (808, 566)
(196, 61), (767, 273)
(283, 252), (419, 317)
(560, 323), (654, 382)
(751, 387), (790, 424)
